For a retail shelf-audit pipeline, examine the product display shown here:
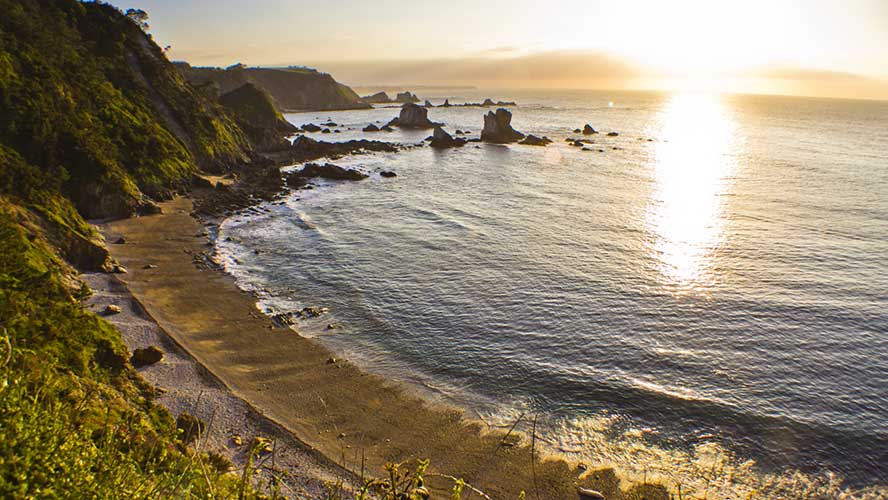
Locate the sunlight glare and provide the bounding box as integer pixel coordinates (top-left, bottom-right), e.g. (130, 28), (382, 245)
(646, 93), (738, 295)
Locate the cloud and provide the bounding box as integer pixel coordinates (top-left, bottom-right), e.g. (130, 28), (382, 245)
(304, 50), (641, 88)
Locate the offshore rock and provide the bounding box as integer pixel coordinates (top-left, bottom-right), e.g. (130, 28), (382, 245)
(430, 127), (467, 149)
(481, 108), (525, 143)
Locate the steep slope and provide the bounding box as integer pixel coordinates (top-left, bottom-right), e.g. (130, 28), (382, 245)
(0, 0), (254, 222)
(177, 63), (371, 111)
(0, 2), (272, 496)
(219, 82), (298, 151)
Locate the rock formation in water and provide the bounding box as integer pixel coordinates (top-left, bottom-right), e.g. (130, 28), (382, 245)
(386, 103), (442, 129)
(362, 91), (392, 103)
(481, 108), (525, 143)
(294, 162), (368, 181)
(583, 124), (598, 135)
(429, 127), (467, 149)
(395, 91), (420, 103)
(519, 134), (552, 146)
(363, 123), (380, 132)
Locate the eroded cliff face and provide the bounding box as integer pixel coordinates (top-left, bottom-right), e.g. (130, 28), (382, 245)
(177, 64), (371, 111)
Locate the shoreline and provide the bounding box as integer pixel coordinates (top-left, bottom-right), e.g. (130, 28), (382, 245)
(99, 195), (656, 499)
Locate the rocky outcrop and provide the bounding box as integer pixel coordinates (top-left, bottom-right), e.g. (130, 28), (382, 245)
(395, 91), (420, 103)
(583, 124), (598, 135)
(387, 103), (442, 129)
(362, 91), (392, 103)
(287, 135), (398, 162)
(429, 127), (467, 149)
(294, 163), (368, 181)
(219, 83), (298, 151)
(481, 108), (525, 143)
(176, 64), (371, 111)
(519, 135), (552, 146)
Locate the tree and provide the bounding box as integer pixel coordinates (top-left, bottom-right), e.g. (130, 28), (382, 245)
(125, 8), (149, 32)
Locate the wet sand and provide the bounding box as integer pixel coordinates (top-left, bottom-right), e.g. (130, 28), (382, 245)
(101, 196), (663, 499)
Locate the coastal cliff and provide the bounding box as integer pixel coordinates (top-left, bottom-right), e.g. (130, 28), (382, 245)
(176, 63), (371, 111)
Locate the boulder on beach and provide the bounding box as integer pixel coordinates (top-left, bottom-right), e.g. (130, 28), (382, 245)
(387, 103), (442, 129)
(519, 134), (552, 146)
(481, 108), (525, 143)
(295, 162), (368, 181)
(363, 123), (380, 132)
(583, 124), (598, 135)
(430, 127), (467, 149)
(131, 346), (164, 367)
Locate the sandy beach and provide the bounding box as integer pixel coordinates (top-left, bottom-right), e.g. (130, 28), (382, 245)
(98, 196), (661, 499)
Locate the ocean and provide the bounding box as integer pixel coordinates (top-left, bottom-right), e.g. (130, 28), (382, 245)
(214, 90), (888, 498)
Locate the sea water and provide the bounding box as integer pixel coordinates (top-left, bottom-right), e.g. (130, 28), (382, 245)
(215, 90), (888, 498)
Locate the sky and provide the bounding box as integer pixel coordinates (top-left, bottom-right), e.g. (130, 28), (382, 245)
(107, 0), (888, 99)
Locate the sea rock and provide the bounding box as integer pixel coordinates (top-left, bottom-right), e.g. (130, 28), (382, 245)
(574, 128), (582, 133)
(131, 346), (164, 367)
(583, 124), (598, 135)
(380, 125), (394, 132)
(104, 304), (122, 315)
(607, 131), (619, 136)
(321, 128), (331, 134)
(296, 163), (368, 181)
(395, 91), (420, 103)
(424, 100), (433, 107)
(302, 123), (322, 132)
(519, 134), (552, 146)
(441, 99), (451, 107)
(481, 108), (524, 143)
(380, 171), (397, 178)
(363, 123), (380, 132)
(430, 127), (467, 149)
(482, 98), (496, 106)
(322, 121), (337, 126)
(389, 103), (442, 129)
(362, 91), (391, 103)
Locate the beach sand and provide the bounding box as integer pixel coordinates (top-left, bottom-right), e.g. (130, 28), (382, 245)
(99, 196), (661, 499)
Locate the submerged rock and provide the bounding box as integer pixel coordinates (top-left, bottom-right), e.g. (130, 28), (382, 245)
(296, 163), (368, 181)
(430, 127), (467, 149)
(481, 108), (524, 143)
(519, 134), (552, 146)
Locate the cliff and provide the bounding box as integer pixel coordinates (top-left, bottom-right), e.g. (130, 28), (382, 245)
(219, 83), (299, 151)
(176, 63), (371, 111)
(0, 1), (273, 496)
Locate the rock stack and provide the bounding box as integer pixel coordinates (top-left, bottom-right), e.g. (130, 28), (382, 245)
(481, 108), (525, 143)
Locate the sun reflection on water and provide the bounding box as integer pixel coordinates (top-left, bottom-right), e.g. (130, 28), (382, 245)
(647, 93), (738, 295)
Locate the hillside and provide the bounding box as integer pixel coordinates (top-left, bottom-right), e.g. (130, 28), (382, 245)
(176, 63), (372, 111)
(219, 82), (298, 151)
(0, 1), (271, 497)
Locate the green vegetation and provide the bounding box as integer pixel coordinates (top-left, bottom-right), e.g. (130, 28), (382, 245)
(0, 0), (251, 220)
